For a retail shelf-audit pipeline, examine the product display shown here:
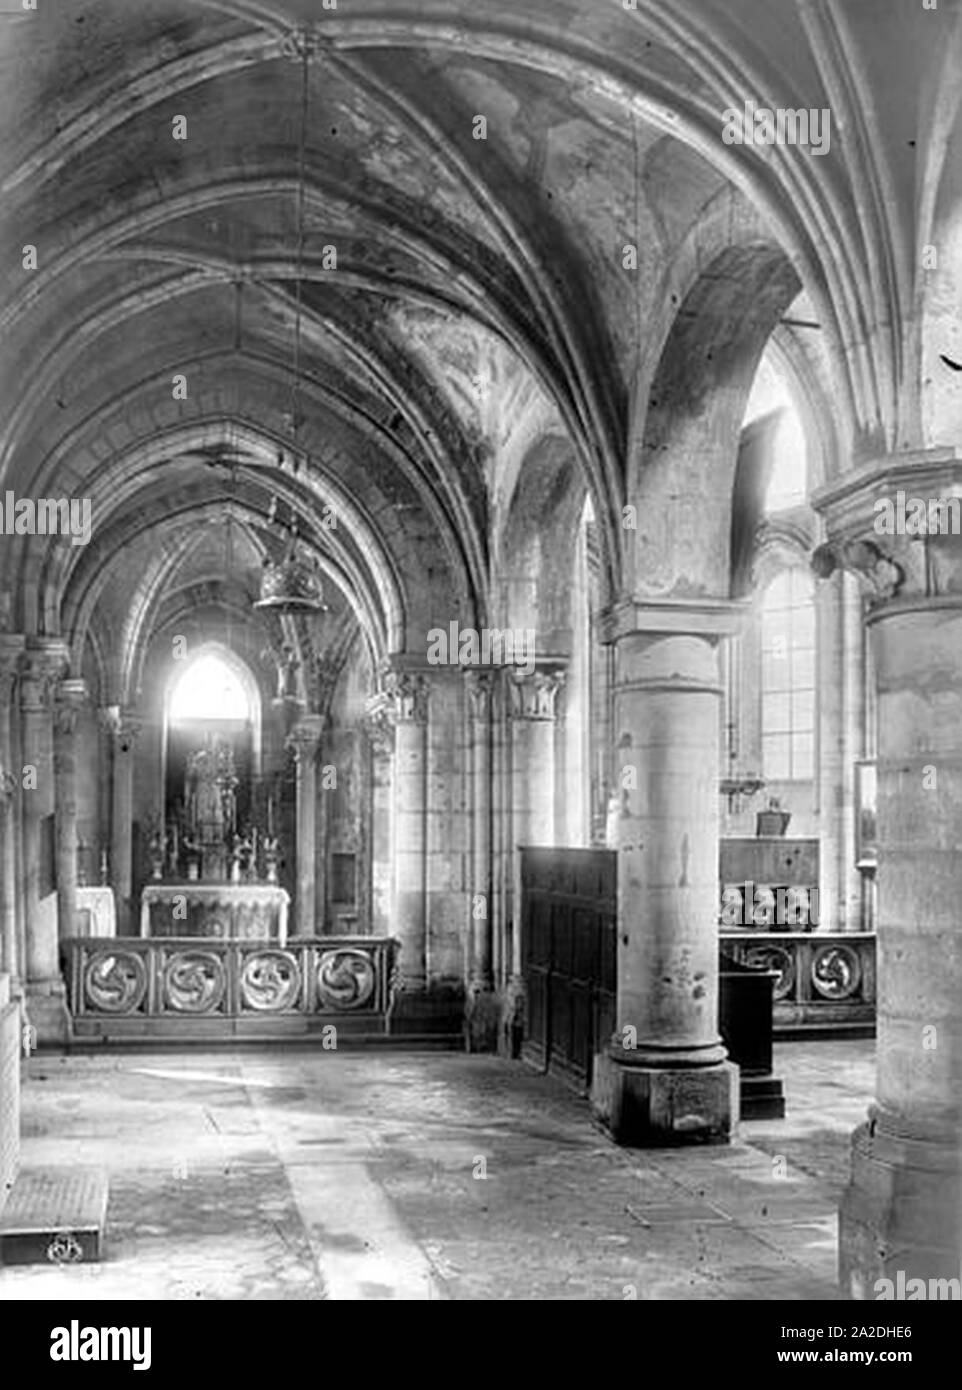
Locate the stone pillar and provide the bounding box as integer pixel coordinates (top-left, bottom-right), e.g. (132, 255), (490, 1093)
(817, 570), (865, 932)
(53, 679), (87, 945)
(286, 714), (324, 936)
(106, 707), (141, 936)
(363, 697), (394, 936)
(813, 448), (962, 1295)
(590, 601), (738, 1145)
(505, 666), (564, 1051)
(841, 572), (866, 930)
(387, 671), (429, 1019)
(20, 639), (70, 1043)
(464, 671), (497, 1050)
(0, 636), (25, 992)
(96, 707), (114, 880)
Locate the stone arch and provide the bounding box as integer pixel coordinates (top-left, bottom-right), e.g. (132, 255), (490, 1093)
(626, 240), (802, 600)
(493, 430), (589, 653)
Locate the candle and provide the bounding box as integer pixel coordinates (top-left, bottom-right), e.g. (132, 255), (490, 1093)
(267, 795), (274, 837)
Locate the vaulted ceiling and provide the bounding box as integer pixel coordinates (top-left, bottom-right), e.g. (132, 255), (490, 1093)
(0, 0), (957, 699)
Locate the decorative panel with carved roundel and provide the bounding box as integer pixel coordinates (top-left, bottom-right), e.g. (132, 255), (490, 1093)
(84, 950), (147, 1014)
(317, 949), (376, 1010)
(163, 951), (227, 1013)
(811, 944), (861, 1000)
(240, 951), (301, 1011)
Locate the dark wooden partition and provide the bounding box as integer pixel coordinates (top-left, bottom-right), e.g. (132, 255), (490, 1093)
(520, 847), (616, 1090)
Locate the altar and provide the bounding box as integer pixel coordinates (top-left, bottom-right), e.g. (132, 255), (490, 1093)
(140, 883), (290, 944)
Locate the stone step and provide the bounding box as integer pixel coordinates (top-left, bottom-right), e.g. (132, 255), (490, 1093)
(0, 1166), (108, 1266)
(65, 1029), (465, 1052)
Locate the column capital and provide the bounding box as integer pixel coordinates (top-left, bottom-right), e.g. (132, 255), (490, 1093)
(53, 678), (88, 738)
(506, 666), (565, 721)
(0, 634), (25, 705)
(100, 705), (142, 751)
(811, 446), (962, 610)
(286, 713), (325, 762)
(363, 694), (395, 755)
(384, 670), (429, 724)
(20, 639), (70, 713)
(600, 597), (748, 645)
(463, 669), (496, 722)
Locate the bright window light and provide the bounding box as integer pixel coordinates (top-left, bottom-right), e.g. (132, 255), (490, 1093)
(169, 653), (251, 722)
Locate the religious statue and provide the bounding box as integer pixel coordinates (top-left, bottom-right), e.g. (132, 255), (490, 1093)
(263, 834), (280, 885)
(185, 736), (225, 841)
(145, 816), (165, 881)
(230, 834), (243, 884)
(182, 732), (239, 880)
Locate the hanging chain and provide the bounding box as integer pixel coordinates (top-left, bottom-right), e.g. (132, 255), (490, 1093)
(288, 33), (312, 467)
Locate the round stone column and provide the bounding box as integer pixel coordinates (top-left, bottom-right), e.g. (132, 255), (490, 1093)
(505, 666), (564, 1050)
(363, 697), (395, 936)
(464, 671), (497, 1050)
(837, 596), (962, 1291)
(0, 636), (25, 990)
(591, 602), (738, 1145)
(107, 707), (141, 936)
(813, 446), (962, 1295)
(53, 679), (88, 945)
(389, 672), (429, 998)
(286, 715), (324, 935)
(20, 639), (71, 1042)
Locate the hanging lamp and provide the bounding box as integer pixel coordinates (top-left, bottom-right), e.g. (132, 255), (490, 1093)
(254, 31), (327, 616)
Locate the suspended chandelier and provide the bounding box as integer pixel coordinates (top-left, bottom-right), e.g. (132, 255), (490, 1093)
(253, 31), (327, 617)
(255, 520), (327, 613)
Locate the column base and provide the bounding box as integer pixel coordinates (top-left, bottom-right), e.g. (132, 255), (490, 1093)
(387, 982), (463, 1037)
(464, 986), (500, 1053)
(590, 1052), (739, 1146)
(839, 1112), (962, 1299)
(24, 979), (71, 1047)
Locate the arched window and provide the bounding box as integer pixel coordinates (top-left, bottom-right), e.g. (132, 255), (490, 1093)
(169, 651), (252, 723)
(760, 569), (815, 781)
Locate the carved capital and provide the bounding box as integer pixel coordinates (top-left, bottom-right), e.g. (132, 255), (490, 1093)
(0, 634), (25, 708)
(53, 678), (88, 739)
(507, 668), (565, 721)
(363, 695), (395, 757)
(464, 669), (495, 723)
(285, 713), (324, 764)
(385, 670), (428, 724)
(811, 538), (904, 606)
(20, 641), (70, 714)
(811, 447), (962, 605)
(101, 705), (142, 752)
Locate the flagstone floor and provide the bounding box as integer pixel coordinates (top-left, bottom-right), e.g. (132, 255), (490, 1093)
(0, 1039), (874, 1300)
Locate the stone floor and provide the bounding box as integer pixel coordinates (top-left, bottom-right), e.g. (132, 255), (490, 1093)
(0, 1039), (875, 1300)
